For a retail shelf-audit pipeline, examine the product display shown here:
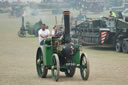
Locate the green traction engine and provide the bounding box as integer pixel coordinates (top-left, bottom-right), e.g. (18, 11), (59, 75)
(18, 16), (42, 37)
(36, 11), (90, 81)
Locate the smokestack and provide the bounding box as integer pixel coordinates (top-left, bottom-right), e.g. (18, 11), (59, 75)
(20, 16), (25, 30)
(63, 11), (71, 43)
(22, 16), (24, 27)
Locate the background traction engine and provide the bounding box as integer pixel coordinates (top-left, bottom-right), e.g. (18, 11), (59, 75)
(18, 16), (42, 37)
(36, 11), (90, 81)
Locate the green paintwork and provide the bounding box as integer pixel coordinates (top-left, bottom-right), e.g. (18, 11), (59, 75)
(44, 37), (52, 45)
(72, 50), (80, 64)
(43, 40), (81, 66)
(72, 44), (80, 64)
(43, 45), (53, 66)
(25, 20), (42, 35)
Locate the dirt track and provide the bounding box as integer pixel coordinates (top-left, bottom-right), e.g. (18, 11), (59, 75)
(0, 13), (128, 85)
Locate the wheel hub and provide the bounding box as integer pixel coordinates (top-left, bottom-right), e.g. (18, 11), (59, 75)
(37, 59), (41, 65)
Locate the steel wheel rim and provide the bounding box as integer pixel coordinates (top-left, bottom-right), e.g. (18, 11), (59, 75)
(81, 56), (87, 78)
(51, 54), (60, 81)
(80, 53), (89, 80)
(52, 57), (57, 78)
(36, 52), (43, 77)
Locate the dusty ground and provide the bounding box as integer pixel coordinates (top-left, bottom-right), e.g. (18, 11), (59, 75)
(0, 11), (128, 85)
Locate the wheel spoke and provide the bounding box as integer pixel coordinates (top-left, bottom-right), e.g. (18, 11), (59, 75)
(65, 68), (76, 77)
(41, 64), (44, 71)
(82, 58), (87, 65)
(68, 69), (71, 73)
(83, 69), (87, 77)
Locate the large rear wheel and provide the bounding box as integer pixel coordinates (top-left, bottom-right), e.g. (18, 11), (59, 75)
(80, 53), (89, 80)
(18, 30), (26, 37)
(51, 54), (60, 81)
(36, 48), (48, 78)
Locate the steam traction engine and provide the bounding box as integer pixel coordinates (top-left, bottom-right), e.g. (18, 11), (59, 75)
(36, 11), (90, 81)
(18, 16), (42, 37)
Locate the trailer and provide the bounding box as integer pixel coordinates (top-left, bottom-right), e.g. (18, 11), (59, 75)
(71, 17), (116, 45)
(71, 16), (128, 53)
(116, 18), (128, 53)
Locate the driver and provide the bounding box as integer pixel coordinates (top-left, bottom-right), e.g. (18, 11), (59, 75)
(38, 24), (50, 45)
(109, 10), (116, 17)
(52, 25), (61, 37)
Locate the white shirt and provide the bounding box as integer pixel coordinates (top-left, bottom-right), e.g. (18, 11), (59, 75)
(52, 29), (55, 35)
(38, 29), (50, 42)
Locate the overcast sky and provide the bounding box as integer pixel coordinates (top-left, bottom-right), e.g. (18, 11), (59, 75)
(0, 0), (41, 2)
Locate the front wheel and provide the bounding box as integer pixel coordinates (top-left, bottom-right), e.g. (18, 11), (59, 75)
(51, 54), (60, 81)
(36, 48), (48, 78)
(65, 68), (76, 77)
(80, 53), (89, 80)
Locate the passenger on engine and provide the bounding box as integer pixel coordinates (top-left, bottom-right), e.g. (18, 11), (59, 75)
(38, 24), (50, 45)
(52, 25), (61, 37)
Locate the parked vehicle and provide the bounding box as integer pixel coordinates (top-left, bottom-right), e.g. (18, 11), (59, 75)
(71, 13), (128, 53)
